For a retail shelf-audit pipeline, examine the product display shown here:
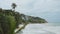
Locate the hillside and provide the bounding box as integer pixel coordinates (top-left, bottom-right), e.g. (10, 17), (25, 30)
(0, 8), (47, 24)
(0, 8), (47, 34)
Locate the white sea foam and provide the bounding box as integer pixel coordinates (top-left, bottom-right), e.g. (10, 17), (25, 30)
(17, 23), (60, 34)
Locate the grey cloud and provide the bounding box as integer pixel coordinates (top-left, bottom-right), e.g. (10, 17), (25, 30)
(0, 0), (60, 22)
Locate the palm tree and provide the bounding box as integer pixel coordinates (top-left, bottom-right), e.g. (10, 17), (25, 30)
(11, 3), (17, 11)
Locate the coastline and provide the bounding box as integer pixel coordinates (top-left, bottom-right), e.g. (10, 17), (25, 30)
(17, 23), (60, 34)
(15, 23), (48, 33)
(14, 24), (28, 33)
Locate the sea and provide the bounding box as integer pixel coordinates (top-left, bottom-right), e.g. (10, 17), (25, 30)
(17, 23), (60, 34)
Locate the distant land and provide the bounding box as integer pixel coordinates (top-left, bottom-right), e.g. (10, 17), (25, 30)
(0, 8), (47, 24)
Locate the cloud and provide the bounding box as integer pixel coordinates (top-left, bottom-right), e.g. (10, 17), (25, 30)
(0, 0), (60, 22)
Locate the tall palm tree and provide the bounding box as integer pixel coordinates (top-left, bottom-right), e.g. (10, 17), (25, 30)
(11, 3), (17, 11)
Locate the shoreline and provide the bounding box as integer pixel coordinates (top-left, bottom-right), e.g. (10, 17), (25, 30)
(14, 24), (28, 33)
(15, 23), (48, 34)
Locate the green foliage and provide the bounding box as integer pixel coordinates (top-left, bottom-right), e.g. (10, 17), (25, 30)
(27, 16), (47, 23)
(6, 16), (16, 34)
(0, 14), (16, 34)
(0, 9), (23, 34)
(11, 3), (17, 11)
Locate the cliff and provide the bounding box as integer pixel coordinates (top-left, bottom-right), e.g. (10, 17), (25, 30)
(0, 8), (47, 34)
(0, 8), (47, 24)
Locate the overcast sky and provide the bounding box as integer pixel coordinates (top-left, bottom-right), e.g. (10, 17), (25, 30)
(0, 0), (60, 23)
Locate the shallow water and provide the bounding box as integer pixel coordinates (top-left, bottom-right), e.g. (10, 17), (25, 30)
(17, 23), (60, 34)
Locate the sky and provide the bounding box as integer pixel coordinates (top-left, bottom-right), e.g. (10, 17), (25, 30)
(0, 0), (60, 23)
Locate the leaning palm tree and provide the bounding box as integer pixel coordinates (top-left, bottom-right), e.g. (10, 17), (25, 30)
(11, 3), (17, 11)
